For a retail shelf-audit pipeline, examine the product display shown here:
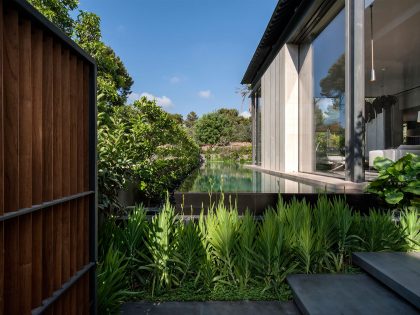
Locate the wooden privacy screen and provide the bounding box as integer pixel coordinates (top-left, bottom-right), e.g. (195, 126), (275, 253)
(0, 0), (97, 314)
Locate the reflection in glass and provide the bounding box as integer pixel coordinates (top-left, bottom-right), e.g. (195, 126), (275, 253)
(364, 0), (420, 175)
(312, 10), (346, 176)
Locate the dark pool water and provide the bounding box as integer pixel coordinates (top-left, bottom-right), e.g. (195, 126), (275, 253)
(178, 162), (329, 193)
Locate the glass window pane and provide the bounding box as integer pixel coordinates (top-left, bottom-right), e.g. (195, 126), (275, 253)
(312, 10), (346, 176)
(364, 0), (420, 175)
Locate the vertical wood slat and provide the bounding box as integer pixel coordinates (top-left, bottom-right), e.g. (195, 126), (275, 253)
(0, 0), (4, 313)
(76, 60), (85, 310)
(69, 54), (78, 315)
(77, 60), (84, 268)
(42, 35), (54, 300)
(52, 40), (63, 315)
(61, 48), (71, 315)
(4, 8), (20, 315)
(31, 26), (43, 309)
(83, 64), (91, 311)
(19, 18), (33, 315)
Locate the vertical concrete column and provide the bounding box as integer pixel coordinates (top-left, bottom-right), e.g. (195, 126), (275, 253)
(345, 0), (365, 182)
(281, 44), (299, 172)
(298, 44), (315, 173)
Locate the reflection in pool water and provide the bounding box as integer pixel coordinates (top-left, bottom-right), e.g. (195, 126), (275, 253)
(178, 162), (328, 193)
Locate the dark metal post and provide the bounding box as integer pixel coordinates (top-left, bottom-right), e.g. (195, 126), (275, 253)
(345, 0), (365, 182)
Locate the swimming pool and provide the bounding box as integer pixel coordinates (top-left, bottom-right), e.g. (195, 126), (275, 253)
(177, 162), (333, 193)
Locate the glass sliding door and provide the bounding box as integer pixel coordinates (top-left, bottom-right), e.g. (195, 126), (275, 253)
(312, 10), (346, 176)
(364, 0), (420, 173)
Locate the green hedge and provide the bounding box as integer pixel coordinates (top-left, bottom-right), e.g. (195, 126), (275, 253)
(98, 98), (200, 213)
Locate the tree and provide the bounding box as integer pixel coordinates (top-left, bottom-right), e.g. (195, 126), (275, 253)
(320, 54), (345, 100)
(168, 113), (183, 124)
(185, 111), (198, 129)
(194, 112), (233, 146)
(29, 0), (78, 36)
(28, 2), (133, 107)
(75, 11), (133, 106)
(194, 108), (252, 145)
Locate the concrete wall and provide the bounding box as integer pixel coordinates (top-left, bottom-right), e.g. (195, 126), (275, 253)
(260, 44), (299, 172)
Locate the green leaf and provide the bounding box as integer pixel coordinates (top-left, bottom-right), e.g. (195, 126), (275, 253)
(384, 191), (404, 205)
(373, 157), (393, 171)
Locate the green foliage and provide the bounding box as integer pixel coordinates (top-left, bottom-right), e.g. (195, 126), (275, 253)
(28, 0), (78, 36)
(97, 195), (414, 312)
(97, 245), (131, 315)
(204, 145), (252, 164)
(185, 111), (198, 129)
(400, 208), (420, 251)
(143, 199), (183, 295)
(98, 98), (200, 211)
(75, 11), (134, 106)
(194, 109), (251, 145)
(351, 210), (408, 252)
(367, 154), (420, 209)
(28, 1), (133, 107)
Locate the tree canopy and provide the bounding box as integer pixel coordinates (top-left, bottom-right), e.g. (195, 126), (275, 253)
(194, 108), (251, 145)
(28, 0), (133, 107)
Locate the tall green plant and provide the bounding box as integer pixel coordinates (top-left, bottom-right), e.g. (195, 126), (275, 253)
(97, 246), (130, 315)
(255, 209), (296, 291)
(143, 199), (183, 295)
(206, 202), (239, 284)
(235, 211), (257, 289)
(352, 210), (408, 252)
(400, 208), (420, 251)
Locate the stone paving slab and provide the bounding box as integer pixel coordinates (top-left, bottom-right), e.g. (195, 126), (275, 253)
(121, 301), (300, 315)
(287, 274), (418, 315)
(353, 251), (420, 308)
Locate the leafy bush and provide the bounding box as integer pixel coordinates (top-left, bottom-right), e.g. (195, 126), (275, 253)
(97, 195), (414, 312)
(98, 97), (200, 213)
(194, 109), (251, 145)
(367, 154), (420, 209)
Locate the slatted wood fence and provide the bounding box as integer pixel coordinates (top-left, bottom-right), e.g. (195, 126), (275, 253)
(0, 0), (97, 314)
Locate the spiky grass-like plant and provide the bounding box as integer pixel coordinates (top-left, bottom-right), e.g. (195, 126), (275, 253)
(120, 206), (148, 289)
(353, 209), (408, 252)
(400, 207), (420, 251)
(206, 200), (239, 284)
(255, 208), (296, 291)
(143, 198), (183, 295)
(235, 210), (257, 289)
(97, 245), (131, 315)
(177, 220), (206, 284)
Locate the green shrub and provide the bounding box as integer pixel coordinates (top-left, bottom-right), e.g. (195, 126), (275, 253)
(367, 153), (420, 209)
(98, 195), (413, 310)
(98, 98), (200, 213)
(97, 245), (131, 315)
(351, 210), (408, 252)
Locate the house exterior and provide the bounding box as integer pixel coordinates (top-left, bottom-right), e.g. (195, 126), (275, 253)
(243, 0), (420, 183)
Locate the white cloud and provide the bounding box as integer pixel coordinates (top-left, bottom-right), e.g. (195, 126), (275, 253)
(198, 90), (212, 99)
(240, 111), (251, 118)
(127, 92), (140, 103)
(169, 76), (181, 84)
(140, 92), (173, 108)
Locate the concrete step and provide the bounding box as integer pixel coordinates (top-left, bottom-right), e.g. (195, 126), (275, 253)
(287, 274), (418, 315)
(121, 301), (300, 315)
(353, 251), (420, 309)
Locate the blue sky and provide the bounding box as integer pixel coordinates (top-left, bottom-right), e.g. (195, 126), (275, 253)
(77, 0), (278, 117)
